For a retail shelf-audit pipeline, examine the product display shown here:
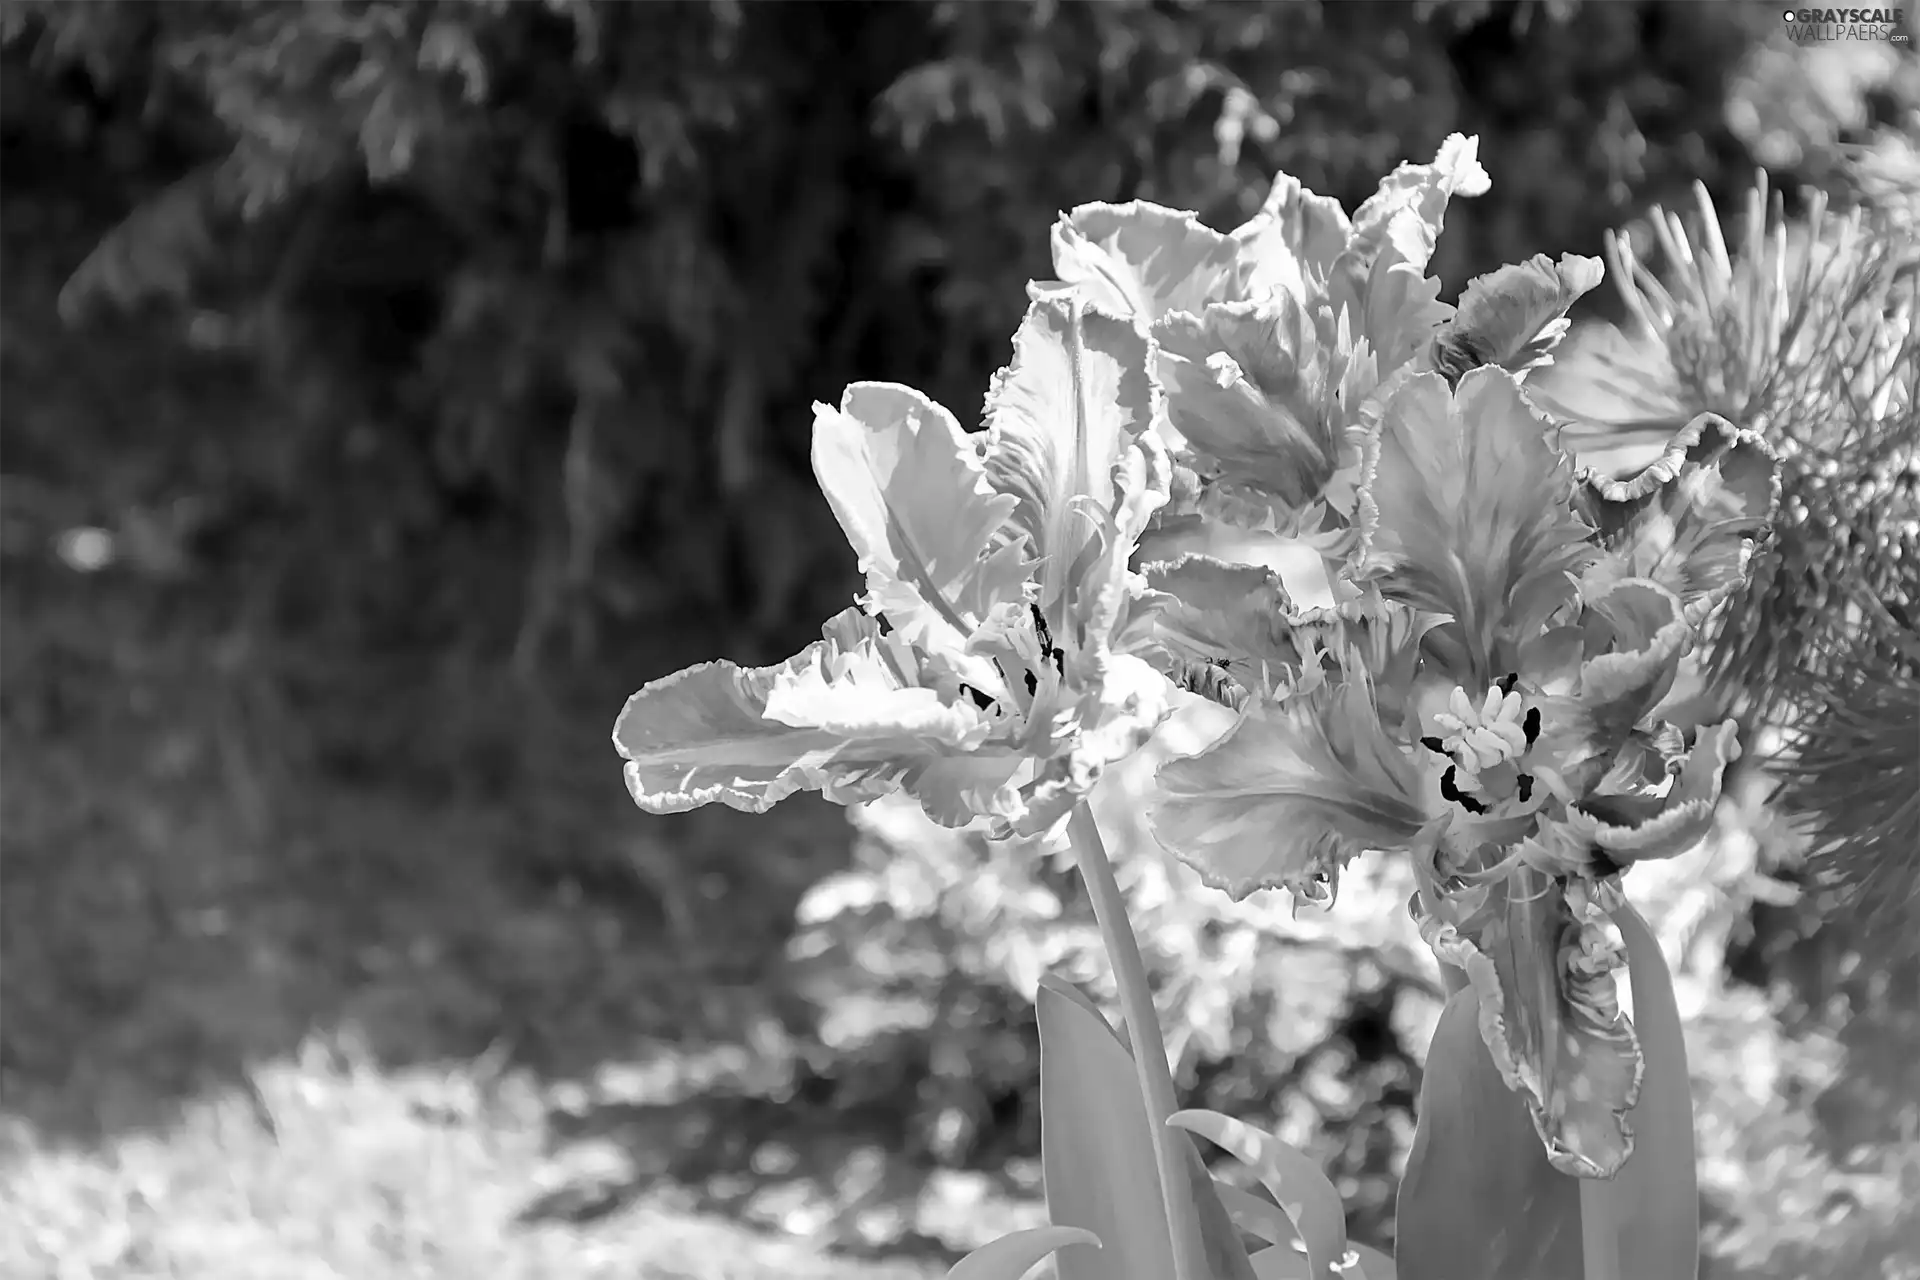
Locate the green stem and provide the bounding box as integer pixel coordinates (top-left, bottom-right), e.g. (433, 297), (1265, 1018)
(1580, 1178), (1622, 1280)
(1065, 801), (1205, 1280)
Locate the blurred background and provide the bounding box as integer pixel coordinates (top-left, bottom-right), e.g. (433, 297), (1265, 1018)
(0, 2), (1915, 1277)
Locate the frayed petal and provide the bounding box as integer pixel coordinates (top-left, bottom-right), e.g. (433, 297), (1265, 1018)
(1043, 200), (1244, 325)
(614, 608), (997, 815)
(1574, 412), (1780, 624)
(1421, 873), (1643, 1178)
(1351, 228), (1454, 376)
(1153, 296), (1354, 513)
(1020, 652), (1172, 838)
(1530, 578), (1695, 796)
(1569, 719), (1744, 866)
(983, 295), (1167, 634)
(1357, 367), (1596, 688)
(1148, 665), (1430, 902)
(1136, 554), (1305, 698)
(1432, 252), (1606, 385)
(813, 383), (1028, 652)
(1343, 133), (1491, 282)
(1231, 170), (1352, 305)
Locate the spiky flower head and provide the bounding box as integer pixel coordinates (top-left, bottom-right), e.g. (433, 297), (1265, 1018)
(1771, 585), (1920, 955)
(1540, 175), (1919, 718)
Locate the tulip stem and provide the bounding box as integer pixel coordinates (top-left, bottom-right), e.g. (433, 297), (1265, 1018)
(1066, 801), (1205, 1280)
(1580, 1179), (1622, 1280)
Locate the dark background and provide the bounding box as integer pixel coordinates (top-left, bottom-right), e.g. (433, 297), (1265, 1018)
(1, 2), (1916, 1277)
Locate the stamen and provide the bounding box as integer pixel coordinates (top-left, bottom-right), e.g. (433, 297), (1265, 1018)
(1030, 602), (1053, 652)
(959, 683), (996, 712)
(1440, 766), (1491, 815)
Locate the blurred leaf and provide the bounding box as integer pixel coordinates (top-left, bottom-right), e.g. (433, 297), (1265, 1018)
(1169, 1108), (1347, 1280)
(1213, 1180), (1297, 1246)
(947, 1224), (1103, 1280)
(1395, 987), (1584, 1280)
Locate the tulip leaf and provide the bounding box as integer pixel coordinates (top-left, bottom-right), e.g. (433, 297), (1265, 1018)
(1184, 1142), (1264, 1280)
(1213, 1181), (1299, 1245)
(1169, 1109), (1347, 1280)
(1037, 976), (1178, 1280)
(1587, 901), (1701, 1280)
(1395, 987), (1584, 1280)
(947, 1226), (1104, 1280)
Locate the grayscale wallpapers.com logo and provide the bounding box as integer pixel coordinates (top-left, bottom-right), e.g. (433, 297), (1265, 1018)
(1781, 6), (1912, 40)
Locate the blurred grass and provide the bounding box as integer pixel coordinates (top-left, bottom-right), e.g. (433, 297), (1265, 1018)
(0, 1039), (956, 1280)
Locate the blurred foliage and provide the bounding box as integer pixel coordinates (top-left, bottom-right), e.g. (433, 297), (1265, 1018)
(783, 707), (1439, 1246)
(3, 1), (1918, 1274)
(0, 0), (1782, 684)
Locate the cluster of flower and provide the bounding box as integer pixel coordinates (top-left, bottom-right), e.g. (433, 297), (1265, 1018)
(615, 135), (1779, 1280)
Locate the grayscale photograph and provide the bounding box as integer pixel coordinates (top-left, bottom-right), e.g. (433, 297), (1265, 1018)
(1, 2), (1915, 1277)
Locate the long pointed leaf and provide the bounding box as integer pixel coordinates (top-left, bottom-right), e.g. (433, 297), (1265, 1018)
(1184, 1142), (1265, 1280)
(1587, 902), (1701, 1280)
(1395, 988), (1584, 1280)
(1213, 1181), (1300, 1245)
(1038, 976), (1177, 1280)
(1042, 974), (1132, 1051)
(947, 1226), (1104, 1280)
(1040, 978), (1258, 1280)
(1169, 1109), (1347, 1280)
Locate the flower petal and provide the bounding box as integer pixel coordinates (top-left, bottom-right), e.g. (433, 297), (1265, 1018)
(1421, 873), (1643, 1178)
(1347, 134), (1491, 266)
(1358, 367), (1596, 687)
(1231, 171), (1352, 305)
(1529, 579), (1696, 796)
(1286, 591), (1451, 736)
(812, 383), (1027, 652)
(614, 607), (994, 815)
(1153, 296), (1354, 515)
(982, 294), (1168, 636)
(1148, 665), (1430, 902)
(1332, 133), (1489, 313)
(1351, 232), (1452, 376)
(1137, 554), (1306, 696)
(1574, 412), (1780, 624)
(1568, 718), (1744, 866)
(1019, 651), (1172, 837)
(1042, 201), (1244, 326)
(1431, 252), (1606, 385)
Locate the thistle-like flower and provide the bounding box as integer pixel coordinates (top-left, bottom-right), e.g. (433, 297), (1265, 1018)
(1772, 584), (1920, 951)
(1536, 175), (1918, 712)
